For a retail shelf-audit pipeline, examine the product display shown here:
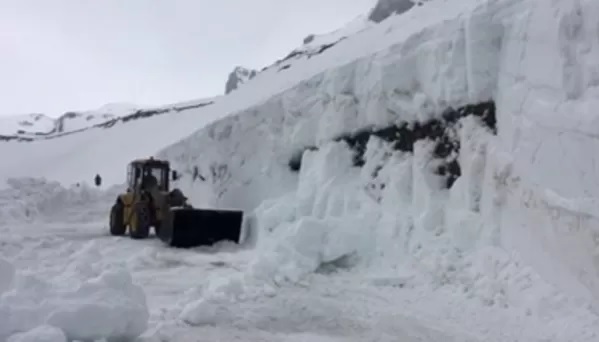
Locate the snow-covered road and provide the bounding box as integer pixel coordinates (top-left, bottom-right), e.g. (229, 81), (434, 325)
(1, 220), (483, 342)
(3, 216), (598, 342)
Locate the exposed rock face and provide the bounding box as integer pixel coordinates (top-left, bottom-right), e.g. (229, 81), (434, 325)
(368, 0), (415, 23)
(225, 66), (257, 94)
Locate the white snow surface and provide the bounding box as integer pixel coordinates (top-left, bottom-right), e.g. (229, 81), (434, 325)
(295, 14), (373, 58)
(2, 0), (599, 340)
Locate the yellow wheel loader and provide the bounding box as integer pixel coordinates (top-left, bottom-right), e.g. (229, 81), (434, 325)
(109, 157), (243, 248)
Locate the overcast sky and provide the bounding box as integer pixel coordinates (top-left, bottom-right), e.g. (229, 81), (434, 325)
(0, 0), (374, 117)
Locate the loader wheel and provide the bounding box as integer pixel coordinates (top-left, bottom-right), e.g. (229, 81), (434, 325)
(130, 204), (151, 239)
(109, 200), (126, 236)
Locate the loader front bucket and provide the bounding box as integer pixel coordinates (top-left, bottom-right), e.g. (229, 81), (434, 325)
(158, 208), (243, 248)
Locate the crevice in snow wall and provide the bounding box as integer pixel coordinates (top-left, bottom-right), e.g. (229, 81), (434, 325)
(290, 100), (496, 189)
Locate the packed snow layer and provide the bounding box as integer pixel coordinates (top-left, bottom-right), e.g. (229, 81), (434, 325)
(159, 0), (599, 313)
(0, 255), (148, 341)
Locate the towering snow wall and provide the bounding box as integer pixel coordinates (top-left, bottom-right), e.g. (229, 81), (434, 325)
(160, 0), (599, 301)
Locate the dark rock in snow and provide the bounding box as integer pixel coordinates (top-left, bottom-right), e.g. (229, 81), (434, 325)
(288, 100), (497, 190)
(303, 34), (316, 44)
(225, 66), (257, 94)
(368, 0), (415, 23)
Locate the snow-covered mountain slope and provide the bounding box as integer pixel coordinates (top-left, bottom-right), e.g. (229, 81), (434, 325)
(0, 113), (56, 136)
(0, 103), (138, 137)
(2, 0), (599, 341)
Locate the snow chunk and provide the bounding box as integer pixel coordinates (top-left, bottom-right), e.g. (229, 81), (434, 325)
(7, 325), (66, 342)
(0, 259), (148, 341)
(180, 298), (235, 326)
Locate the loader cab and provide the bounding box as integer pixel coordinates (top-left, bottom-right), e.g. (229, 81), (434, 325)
(127, 159), (171, 192)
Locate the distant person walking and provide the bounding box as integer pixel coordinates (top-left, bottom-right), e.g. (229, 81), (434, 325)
(94, 174), (102, 187)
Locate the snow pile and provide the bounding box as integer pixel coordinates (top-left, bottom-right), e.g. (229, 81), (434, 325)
(0, 178), (120, 224)
(245, 141), (374, 284)
(0, 252), (148, 341)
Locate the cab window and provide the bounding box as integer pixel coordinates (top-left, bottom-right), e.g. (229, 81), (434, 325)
(142, 166), (166, 190)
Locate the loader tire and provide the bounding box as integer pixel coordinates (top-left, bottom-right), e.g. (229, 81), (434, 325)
(130, 204), (151, 239)
(109, 200), (126, 236)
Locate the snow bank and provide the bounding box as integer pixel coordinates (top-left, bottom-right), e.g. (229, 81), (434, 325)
(0, 177), (121, 224)
(0, 252), (148, 341)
